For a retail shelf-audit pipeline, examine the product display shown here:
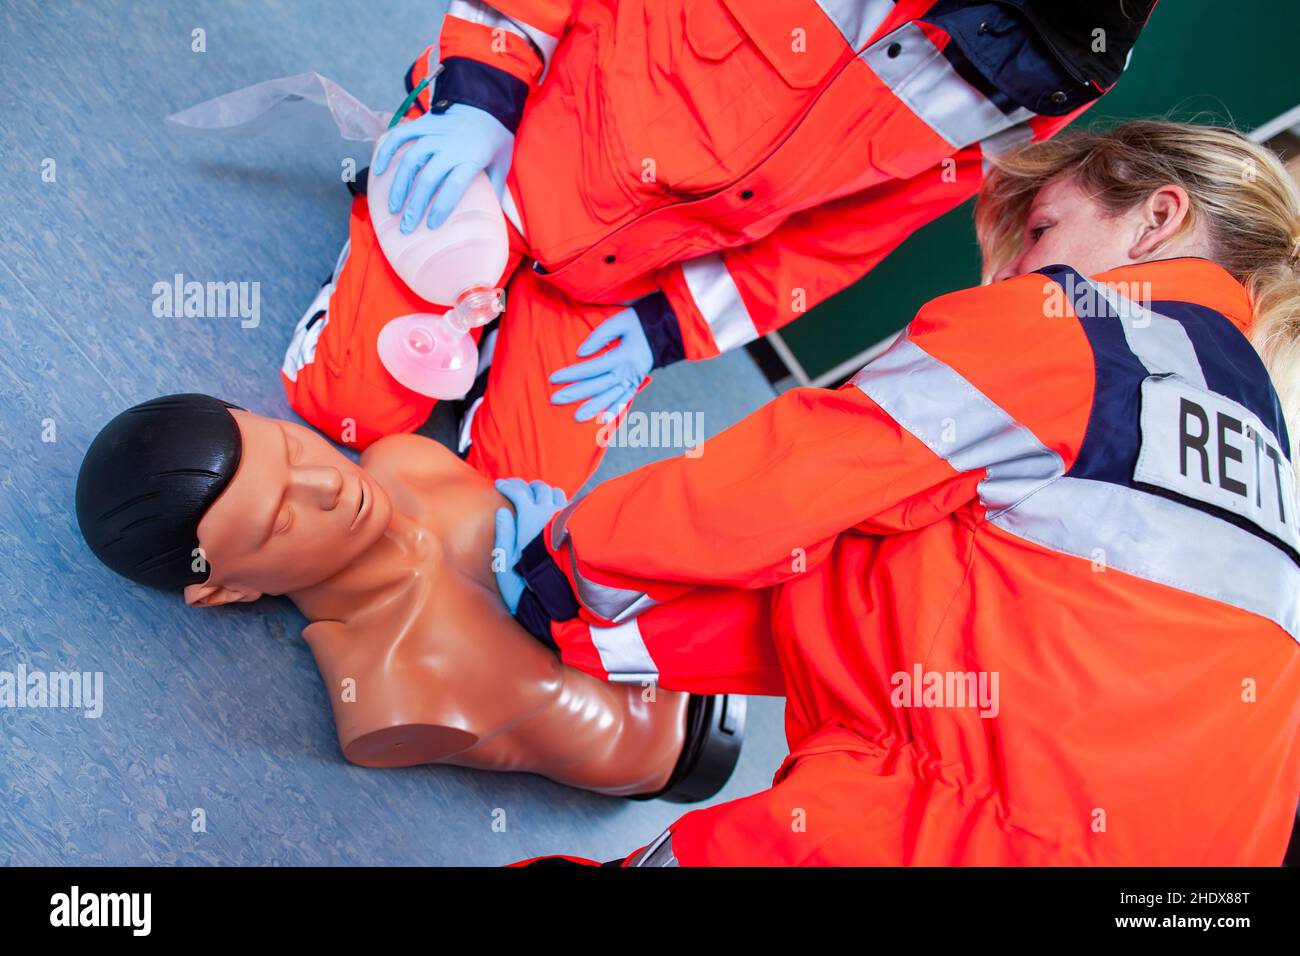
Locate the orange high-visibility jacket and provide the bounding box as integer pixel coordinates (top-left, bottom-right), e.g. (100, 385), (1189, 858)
(518, 259), (1300, 865)
(429, 0), (1154, 363)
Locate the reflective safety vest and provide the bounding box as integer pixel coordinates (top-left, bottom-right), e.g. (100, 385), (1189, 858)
(426, 0), (1154, 362)
(522, 258), (1300, 864)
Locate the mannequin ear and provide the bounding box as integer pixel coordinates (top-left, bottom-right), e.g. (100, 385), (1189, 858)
(1130, 184), (1192, 260)
(184, 582), (262, 607)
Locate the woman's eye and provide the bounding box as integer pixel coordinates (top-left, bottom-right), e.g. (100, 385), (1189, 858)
(1030, 224), (1050, 242)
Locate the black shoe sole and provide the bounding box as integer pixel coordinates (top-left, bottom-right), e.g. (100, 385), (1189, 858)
(632, 693), (747, 804)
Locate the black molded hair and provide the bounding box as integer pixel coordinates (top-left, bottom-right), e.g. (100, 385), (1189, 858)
(75, 394), (243, 590)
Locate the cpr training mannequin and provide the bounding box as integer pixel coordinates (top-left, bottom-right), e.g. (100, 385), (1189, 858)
(74, 395), (743, 800)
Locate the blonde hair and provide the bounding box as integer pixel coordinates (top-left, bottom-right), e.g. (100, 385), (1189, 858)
(976, 120), (1300, 468)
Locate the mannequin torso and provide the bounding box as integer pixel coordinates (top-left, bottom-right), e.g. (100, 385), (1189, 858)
(292, 434), (686, 796)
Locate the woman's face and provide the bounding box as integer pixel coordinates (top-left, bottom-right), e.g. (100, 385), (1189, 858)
(991, 174), (1199, 283)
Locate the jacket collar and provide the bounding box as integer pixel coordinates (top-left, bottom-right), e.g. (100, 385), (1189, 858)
(1093, 258), (1254, 334)
(924, 0), (1157, 117)
(988, 0), (1158, 91)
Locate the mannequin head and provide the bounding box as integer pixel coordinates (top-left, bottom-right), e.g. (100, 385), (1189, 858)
(77, 396), (392, 603)
(76, 394), (244, 589)
(184, 408), (393, 605)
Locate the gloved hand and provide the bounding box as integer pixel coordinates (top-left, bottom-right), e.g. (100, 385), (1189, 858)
(372, 103), (514, 234)
(549, 308), (652, 423)
(492, 478), (568, 613)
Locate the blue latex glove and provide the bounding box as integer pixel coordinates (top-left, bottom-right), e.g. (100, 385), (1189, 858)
(372, 103), (514, 234)
(549, 308), (652, 423)
(492, 478), (568, 613)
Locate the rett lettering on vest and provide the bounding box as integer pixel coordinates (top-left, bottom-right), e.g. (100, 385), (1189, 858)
(1135, 375), (1299, 552)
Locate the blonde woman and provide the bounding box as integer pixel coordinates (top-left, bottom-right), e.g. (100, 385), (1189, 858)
(491, 120), (1300, 866)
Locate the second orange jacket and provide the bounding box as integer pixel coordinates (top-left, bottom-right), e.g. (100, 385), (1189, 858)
(428, 0), (1152, 361)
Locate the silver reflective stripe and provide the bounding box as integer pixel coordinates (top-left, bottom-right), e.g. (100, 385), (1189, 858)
(811, 0), (897, 49)
(574, 575), (658, 624)
(980, 121), (1034, 175)
(281, 240), (349, 382)
(549, 500), (659, 623)
(627, 828), (679, 867)
(992, 478), (1300, 642)
(682, 254), (759, 353)
(458, 325), (497, 453)
(445, 0), (561, 73)
(981, 122), (1033, 158)
(475, 323), (499, 376)
(331, 238), (352, 282)
(862, 21), (1034, 150)
(1084, 278), (1207, 388)
(589, 619), (659, 683)
(851, 338), (1062, 515)
(501, 183), (524, 238)
(549, 497), (582, 550)
(850, 334), (1300, 642)
(457, 396), (483, 454)
(549, 494), (660, 665)
(281, 283), (330, 382)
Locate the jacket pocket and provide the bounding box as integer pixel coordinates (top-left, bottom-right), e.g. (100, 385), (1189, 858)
(624, 0), (786, 193)
(716, 0), (839, 89)
(684, 0), (745, 59)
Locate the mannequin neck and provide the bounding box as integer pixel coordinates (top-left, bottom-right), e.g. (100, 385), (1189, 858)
(286, 511), (432, 625)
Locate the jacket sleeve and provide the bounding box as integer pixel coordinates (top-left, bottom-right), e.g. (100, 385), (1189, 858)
(431, 0), (575, 133)
(529, 385), (974, 626)
(649, 109), (1091, 364)
(518, 271), (1097, 630)
(521, 362), (964, 631)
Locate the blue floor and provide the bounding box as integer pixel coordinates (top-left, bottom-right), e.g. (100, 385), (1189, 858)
(0, 0), (783, 865)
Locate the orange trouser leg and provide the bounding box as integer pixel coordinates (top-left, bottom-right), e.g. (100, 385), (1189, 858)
(464, 266), (639, 494)
(549, 586), (786, 697)
(665, 750), (905, 866)
(282, 194), (526, 450)
(669, 739), (1071, 866)
(281, 189), (627, 484)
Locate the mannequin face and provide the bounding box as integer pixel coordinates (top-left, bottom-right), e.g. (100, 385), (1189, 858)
(185, 410), (393, 605)
(991, 173), (1210, 282)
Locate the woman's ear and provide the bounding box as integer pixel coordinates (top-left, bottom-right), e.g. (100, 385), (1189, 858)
(183, 582), (262, 607)
(1129, 184), (1193, 261)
